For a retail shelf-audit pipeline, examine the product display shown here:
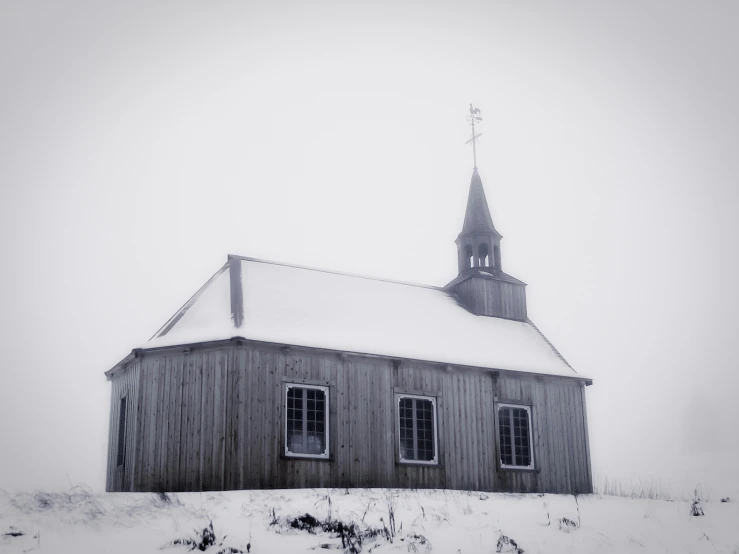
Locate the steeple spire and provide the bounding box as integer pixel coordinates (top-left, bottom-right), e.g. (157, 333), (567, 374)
(459, 168), (500, 238)
(455, 168), (503, 274)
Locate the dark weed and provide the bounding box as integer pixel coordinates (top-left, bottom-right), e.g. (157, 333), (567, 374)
(496, 534), (524, 554)
(404, 533), (431, 552)
(558, 517), (578, 532)
(280, 512), (389, 554)
(164, 521), (222, 551)
(691, 501), (704, 517)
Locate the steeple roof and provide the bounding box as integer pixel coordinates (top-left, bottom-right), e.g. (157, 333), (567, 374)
(457, 168), (501, 240)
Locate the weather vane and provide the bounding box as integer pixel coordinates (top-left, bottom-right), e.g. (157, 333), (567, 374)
(466, 104), (483, 169)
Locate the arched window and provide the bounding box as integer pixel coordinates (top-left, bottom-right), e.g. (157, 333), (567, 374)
(478, 243), (489, 267)
(465, 245), (474, 268)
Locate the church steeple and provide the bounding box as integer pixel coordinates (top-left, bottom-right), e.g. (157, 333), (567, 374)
(446, 104), (527, 320)
(455, 168), (503, 275)
(447, 166), (527, 320)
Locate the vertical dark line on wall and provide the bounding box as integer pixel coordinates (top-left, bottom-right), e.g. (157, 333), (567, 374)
(220, 351), (228, 491)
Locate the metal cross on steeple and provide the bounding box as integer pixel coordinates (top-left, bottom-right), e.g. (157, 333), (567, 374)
(465, 104), (483, 169)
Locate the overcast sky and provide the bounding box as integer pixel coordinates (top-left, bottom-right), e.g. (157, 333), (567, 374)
(1, 1), (737, 497)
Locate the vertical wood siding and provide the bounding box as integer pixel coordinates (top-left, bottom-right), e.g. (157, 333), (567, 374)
(455, 277), (527, 321)
(493, 375), (592, 494)
(115, 343), (591, 494)
(105, 361), (140, 492)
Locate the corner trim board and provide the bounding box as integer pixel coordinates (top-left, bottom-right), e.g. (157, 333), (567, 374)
(228, 255), (244, 328)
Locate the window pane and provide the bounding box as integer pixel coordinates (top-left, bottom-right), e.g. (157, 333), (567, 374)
(286, 387), (304, 453)
(286, 386), (327, 456)
(499, 406), (532, 467)
(499, 407), (513, 466)
(398, 398), (415, 460)
(306, 389), (326, 454)
(415, 399), (435, 461)
(398, 396), (436, 462)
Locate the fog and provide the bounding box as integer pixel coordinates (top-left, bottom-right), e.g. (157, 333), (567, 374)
(1, 1), (737, 497)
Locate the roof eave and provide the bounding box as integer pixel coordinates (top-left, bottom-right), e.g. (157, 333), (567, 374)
(104, 350), (138, 380)
(127, 336), (591, 385)
(455, 228), (503, 243)
(444, 269), (527, 290)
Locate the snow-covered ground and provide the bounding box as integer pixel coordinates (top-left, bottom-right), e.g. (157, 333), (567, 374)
(1, 487), (737, 554)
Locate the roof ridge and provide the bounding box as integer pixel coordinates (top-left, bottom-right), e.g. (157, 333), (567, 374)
(229, 254), (444, 291)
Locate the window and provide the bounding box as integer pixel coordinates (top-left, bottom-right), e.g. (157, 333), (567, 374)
(285, 384), (329, 458)
(397, 394), (438, 464)
(116, 396), (127, 467)
(498, 404), (534, 469)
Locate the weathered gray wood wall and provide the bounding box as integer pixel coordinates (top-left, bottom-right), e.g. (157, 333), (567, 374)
(494, 374), (592, 493)
(106, 341), (591, 494)
(105, 361), (139, 492)
(454, 276), (527, 321)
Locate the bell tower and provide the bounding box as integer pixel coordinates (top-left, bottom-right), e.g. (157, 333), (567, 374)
(446, 105), (527, 321)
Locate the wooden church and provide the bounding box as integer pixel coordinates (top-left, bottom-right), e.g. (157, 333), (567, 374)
(105, 162), (593, 495)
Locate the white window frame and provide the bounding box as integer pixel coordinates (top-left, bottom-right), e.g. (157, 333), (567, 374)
(497, 403), (535, 470)
(396, 393), (439, 465)
(284, 383), (330, 459)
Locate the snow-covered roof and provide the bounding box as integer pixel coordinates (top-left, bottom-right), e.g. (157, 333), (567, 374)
(142, 256), (584, 380)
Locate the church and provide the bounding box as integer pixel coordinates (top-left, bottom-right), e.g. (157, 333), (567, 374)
(105, 155), (593, 494)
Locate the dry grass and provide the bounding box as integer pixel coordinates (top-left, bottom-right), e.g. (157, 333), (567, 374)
(4, 485), (201, 528)
(595, 476), (685, 501)
(9, 485), (106, 521)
